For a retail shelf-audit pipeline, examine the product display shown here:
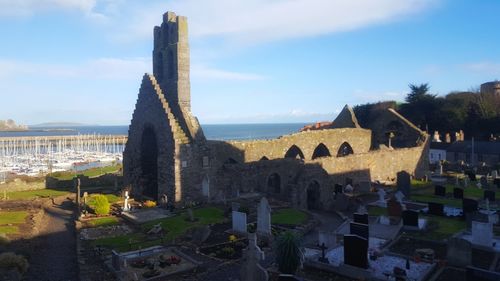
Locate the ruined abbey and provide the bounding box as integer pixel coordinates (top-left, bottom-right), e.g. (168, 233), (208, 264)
(123, 12), (429, 211)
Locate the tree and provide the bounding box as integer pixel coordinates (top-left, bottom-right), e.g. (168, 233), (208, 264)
(406, 83), (434, 103)
(275, 231), (302, 274)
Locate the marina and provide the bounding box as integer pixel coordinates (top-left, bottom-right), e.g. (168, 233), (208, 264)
(0, 135), (127, 177)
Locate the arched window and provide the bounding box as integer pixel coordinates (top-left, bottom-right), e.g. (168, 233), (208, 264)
(312, 143), (331, 159)
(260, 156), (269, 161)
(285, 145), (305, 159)
(337, 142), (354, 157)
(267, 173), (281, 194)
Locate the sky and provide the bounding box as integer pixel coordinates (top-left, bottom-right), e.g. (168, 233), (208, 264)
(0, 0), (499, 125)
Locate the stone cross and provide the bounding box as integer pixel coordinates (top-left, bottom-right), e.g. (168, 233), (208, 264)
(318, 242), (329, 263)
(240, 233), (268, 281)
(257, 197), (272, 236)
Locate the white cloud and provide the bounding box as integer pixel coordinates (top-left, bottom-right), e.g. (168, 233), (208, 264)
(118, 0), (438, 44)
(462, 62), (500, 75)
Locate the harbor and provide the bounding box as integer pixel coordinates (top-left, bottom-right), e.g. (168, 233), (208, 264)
(0, 134), (127, 177)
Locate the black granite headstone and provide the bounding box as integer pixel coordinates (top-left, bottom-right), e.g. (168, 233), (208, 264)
(344, 234), (368, 269)
(434, 185), (446, 197)
(402, 210), (419, 227)
(397, 171), (411, 198)
(466, 266), (500, 281)
(353, 213), (369, 225)
(428, 202), (444, 216)
(453, 188), (464, 199)
(467, 171), (477, 181)
(483, 190), (495, 201)
(335, 184), (343, 194)
(493, 178), (500, 189)
(350, 222), (369, 240)
(462, 198), (478, 215)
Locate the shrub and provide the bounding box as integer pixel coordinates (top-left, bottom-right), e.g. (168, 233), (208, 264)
(93, 195), (110, 215)
(0, 252), (29, 275)
(143, 200), (157, 208)
(275, 231), (302, 274)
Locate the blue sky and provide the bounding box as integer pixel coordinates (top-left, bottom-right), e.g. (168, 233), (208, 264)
(0, 0), (499, 125)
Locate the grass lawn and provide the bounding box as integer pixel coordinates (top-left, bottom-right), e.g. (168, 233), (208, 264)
(86, 216), (119, 228)
(0, 211), (29, 236)
(6, 189), (69, 200)
(48, 164), (122, 180)
(271, 208), (308, 225)
(405, 216), (466, 241)
(92, 207), (225, 252)
(411, 179), (433, 189)
(368, 206), (387, 216)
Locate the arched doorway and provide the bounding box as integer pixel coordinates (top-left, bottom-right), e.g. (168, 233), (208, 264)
(307, 181), (321, 210)
(337, 142), (354, 157)
(267, 173), (281, 194)
(285, 145), (305, 159)
(140, 126), (158, 200)
(312, 143), (331, 159)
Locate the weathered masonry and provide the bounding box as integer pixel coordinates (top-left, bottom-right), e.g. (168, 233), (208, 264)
(123, 11), (429, 211)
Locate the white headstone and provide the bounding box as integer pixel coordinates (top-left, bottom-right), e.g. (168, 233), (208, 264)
(394, 191), (405, 203)
(318, 230), (336, 249)
(471, 221), (493, 247)
(240, 233), (267, 281)
(379, 216), (390, 225)
(463, 177), (469, 188)
(123, 191), (130, 212)
(492, 170), (498, 179)
(377, 189), (387, 207)
(232, 211), (247, 233)
(257, 197), (271, 236)
(438, 162), (443, 176)
(344, 184), (353, 193)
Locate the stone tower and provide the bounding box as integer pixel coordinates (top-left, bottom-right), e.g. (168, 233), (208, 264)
(153, 11), (191, 111)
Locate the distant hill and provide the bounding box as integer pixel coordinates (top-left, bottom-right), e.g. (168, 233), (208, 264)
(30, 122), (93, 128)
(0, 119), (28, 131)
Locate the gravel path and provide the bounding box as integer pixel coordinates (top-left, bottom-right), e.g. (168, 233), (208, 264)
(23, 197), (78, 281)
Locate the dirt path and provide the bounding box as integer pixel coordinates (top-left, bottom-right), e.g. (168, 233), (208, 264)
(23, 196), (78, 281)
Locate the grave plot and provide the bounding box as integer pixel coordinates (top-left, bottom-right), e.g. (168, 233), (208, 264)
(389, 236), (447, 259)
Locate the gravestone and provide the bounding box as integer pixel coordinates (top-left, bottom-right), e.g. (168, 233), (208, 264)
(111, 250), (122, 271)
(472, 221), (493, 247)
(453, 188), (464, 199)
(232, 211), (247, 233)
(464, 177), (470, 188)
(353, 213), (369, 225)
(491, 170), (498, 179)
(428, 202), (444, 216)
(123, 191), (130, 212)
(187, 208), (195, 222)
(350, 222), (369, 240)
(240, 233), (268, 281)
(447, 238), (472, 267)
(232, 202), (241, 212)
(455, 176), (460, 187)
(480, 176), (488, 188)
(318, 230), (336, 249)
(438, 161), (443, 175)
(402, 210), (419, 227)
(493, 178), (500, 188)
(387, 198), (403, 218)
(358, 181), (371, 193)
(334, 184), (343, 194)
(394, 191), (405, 204)
(318, 243), (329, 263)
(466, 266), (500, 281)
(434, 185), (446, 197)
(343, 234), (368, 269)
(377, 188), (386, 207)
(483, 190), (495, 202)
(463, 198), (478, 215)
(467, 172), (477, 181)
(335, 193), (349, 211)
(191, 225), (211, 245)
(379, 216), (390, 225)
(397, 171), (411, 198)
(257, 197), (271, 236)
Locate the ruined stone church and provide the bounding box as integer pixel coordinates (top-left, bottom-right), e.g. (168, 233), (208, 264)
(123, 12), (429, 210)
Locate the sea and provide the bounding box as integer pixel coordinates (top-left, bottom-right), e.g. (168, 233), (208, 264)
(0, 123), (308, 141)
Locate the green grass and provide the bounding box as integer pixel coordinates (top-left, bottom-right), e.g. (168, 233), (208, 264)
(411, 179), (433, 189)
(6, 189), (70, 200)
(271, 208), (308, 225)
(0, 226), (19, 235)
(92, 207), (225, 252)
(86, 216), (119, 228)
(48, 164), (122, 180)
(405, 216), (466, 241)
(0, 211), (29, 225)
(368, 206), (387, 216)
